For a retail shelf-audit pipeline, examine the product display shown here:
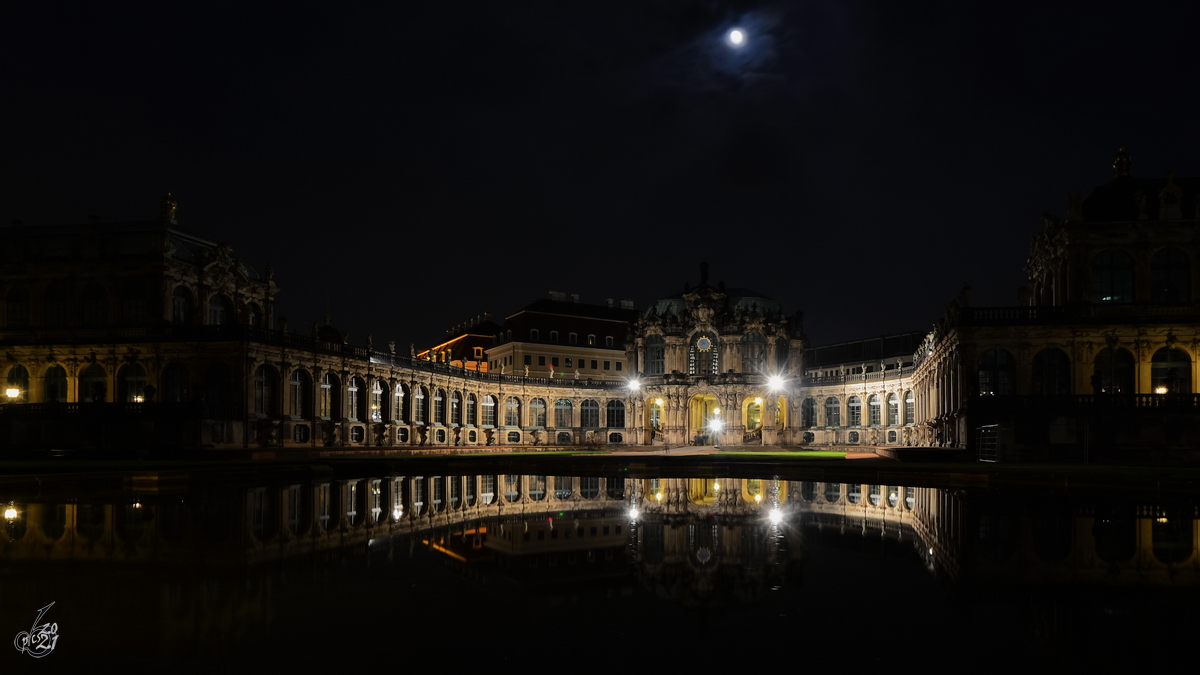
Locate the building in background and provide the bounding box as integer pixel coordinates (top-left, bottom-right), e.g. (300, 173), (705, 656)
(484, 292), (637, 381)
(914, 148), (1200, 460)
(416, 314), (501, 371)
(6, 149), (1200, 459)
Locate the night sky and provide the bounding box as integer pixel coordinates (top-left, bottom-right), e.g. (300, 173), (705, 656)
(4, 1), (1200, 351)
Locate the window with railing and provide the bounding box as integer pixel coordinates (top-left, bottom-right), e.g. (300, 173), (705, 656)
(554, 476), (573, 499)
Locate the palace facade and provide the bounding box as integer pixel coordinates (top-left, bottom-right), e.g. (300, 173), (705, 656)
(4, 149), (1200, 458)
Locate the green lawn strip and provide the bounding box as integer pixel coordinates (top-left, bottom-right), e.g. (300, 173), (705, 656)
(448, 450), (611, 458)
(711, 451), (847, 459)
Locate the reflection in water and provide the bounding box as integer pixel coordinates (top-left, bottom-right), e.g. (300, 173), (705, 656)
(2, 467), (1200, 666)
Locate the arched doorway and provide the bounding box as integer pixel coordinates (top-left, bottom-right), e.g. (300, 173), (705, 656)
(689, 394), (721, 446)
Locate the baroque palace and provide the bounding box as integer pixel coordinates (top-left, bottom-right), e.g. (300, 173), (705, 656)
(4, 149), (1200, 459)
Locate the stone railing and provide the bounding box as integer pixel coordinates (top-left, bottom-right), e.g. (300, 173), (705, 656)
(803, 365), (915, 387)
(0, 323), (627, 390)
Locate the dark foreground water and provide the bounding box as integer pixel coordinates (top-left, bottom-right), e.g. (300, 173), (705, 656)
(2, 460), (1198, 671)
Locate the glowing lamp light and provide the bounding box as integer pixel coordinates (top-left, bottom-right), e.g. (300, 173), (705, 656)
(654, 398), (663, 406)
(710, 418), (724, 432)
(754, 397), (763, 405)
(3, 507), (16, 520)
(628, 379), (640, 391)
(713, 481), (720, 491)
(767, 375), (784, 391)
(132, 395), (145, 403)
(655, 492), (663, 501)
(392, 508), (403, 520)
(628, 507), (639, 520)
(1155, 386), (1168, 394)
(4, 388), (19, 399)
(768, 508), (783, 525)
(728, 28), (745, 45)
(754, 494), (762, 502)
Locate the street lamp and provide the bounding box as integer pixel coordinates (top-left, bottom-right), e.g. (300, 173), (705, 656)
(4, 388), (19, 400)
(767, 375), (784, 391)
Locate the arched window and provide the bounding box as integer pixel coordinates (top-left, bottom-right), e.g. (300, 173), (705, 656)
(43, 282), (69, 327)
(554, 399), (572, 427)
(868, 395), (882, 426)
(80, 282), (107, 325)
(118, 363), (147, 402)
(606, 400), (625, 428)
(801, 398), (817, 428)
(245, 302), (262, 327)
(320, 372), (340, 419)
(466, 392), (477, 425)
(824, 483), (841, 503)
(1092, 250), (1134, 304)
(581, 399), (600, 428)
(1032, 348), (1071, 395)
(44, 364), (68, 403)
(208, 294), (234, 326)
(886, 393), (899, 425)
(529, 397), (547, 427)
(688, 332), (719, 375)
(5, 284), (30, 327)
(1152, 347), (1191, 394)
(504, 396), (520, 426)
(847, 396), (862, 427)
(1092, 348), (1134, 395)
(394, 384), (406, 423)
(414, 386), (427, 424)
(530, 329), (539, 341)
(6, 365), (30, 403)
(745, 397), (762, 430)
(824, 397), (840, 427)
(172, 286), (193, 325)
(289, 370), (311, 417)
(346, 377), (362, 420)
(434, 388), (446, 424)
(254, 365), (278, 416)
(450, 390), (462, 425)
(904, 390), (915, 424)
(79, 363), (107, 403)
(646, 334), (665, 375)
(481, 395), (496, 427)
(741, 332), (766, 373)
(978, 349), (1016, 395)
(1152, 247), (1190, 303)
(370, 380), (385, 422)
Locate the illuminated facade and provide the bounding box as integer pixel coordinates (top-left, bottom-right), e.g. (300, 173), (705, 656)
(627, 265), (807, 446)
(5, 149), (1200, 458)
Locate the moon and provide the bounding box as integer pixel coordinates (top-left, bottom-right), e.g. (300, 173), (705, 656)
(728, 29), (745, 45)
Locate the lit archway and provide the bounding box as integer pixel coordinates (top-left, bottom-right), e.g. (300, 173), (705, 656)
(689, 394), (721, 446)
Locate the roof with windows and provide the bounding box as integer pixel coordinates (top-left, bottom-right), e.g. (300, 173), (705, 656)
(1079, 151), (1200, 223)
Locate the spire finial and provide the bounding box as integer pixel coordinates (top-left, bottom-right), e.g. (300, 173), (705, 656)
(160, 192), (178, 223)
(1113, 147), (1132, 177)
